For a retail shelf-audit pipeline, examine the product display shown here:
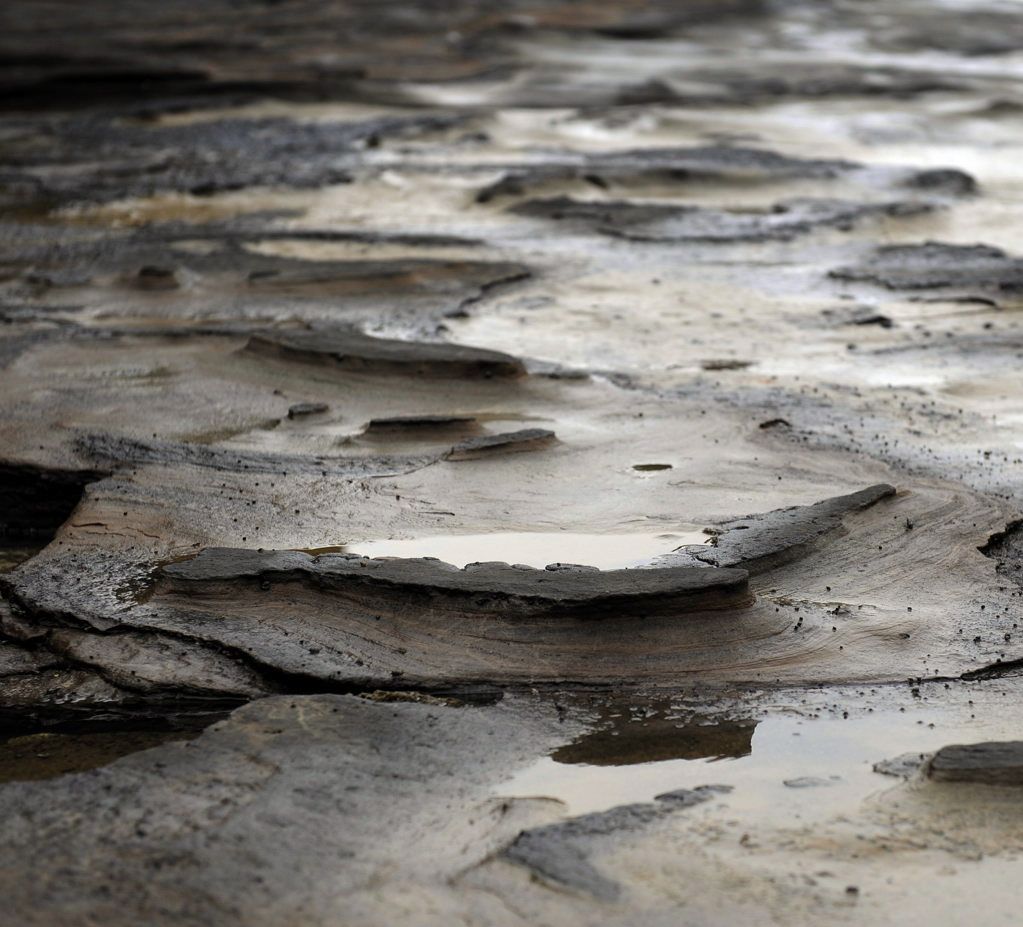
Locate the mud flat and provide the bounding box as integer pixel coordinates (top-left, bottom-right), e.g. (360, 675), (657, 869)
(3, 0), (1023, 924)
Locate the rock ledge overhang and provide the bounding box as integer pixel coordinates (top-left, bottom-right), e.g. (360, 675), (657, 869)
(160, 549), (753, 618)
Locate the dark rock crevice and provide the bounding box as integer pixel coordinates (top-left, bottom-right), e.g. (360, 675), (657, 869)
(0, 462), (107, 546)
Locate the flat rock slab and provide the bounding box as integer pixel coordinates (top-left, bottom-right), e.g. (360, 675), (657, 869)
(245, 329), (527, 378)
(928, 742), (1023, 785)
(503, 785), (730, 900)
(0, 693), (575, 927)
(659, 484), (896, 574)
(447, 428), (556, 459)
(75, 433), (434, 477)
(832, 242), (1023, 292)
(475, 145), (855, 201)
(513, 196), (931, 243)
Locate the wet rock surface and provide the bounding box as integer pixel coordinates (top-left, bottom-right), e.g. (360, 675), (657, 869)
(0, 694), (579, 927)
(4, 0), (1023, 923)
(447, 427), (556, 458)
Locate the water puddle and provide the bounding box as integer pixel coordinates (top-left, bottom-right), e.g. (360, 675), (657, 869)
(0, 729), (192, 785)
(346, 529), (708, 570)
(553, 714), (754, 767)
(500, 702), (1023, 824)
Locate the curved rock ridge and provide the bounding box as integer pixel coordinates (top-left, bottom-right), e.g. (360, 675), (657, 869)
(160, 548), (753, 618)
(657, 484), (897, 574)
(244, 328), (527, 378)
(927, 741), (1023, 786)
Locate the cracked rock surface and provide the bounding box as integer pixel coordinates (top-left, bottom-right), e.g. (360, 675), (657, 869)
(3, 0), (1023, 924)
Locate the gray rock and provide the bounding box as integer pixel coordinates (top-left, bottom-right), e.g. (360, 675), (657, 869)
(831, 241), (1023, 292)
(874, 752), (930, 778)
(513, 196), (931, 244)
(75, 432), (435, 477)
(928, 742), (1023, 785)
(503, 785), (731, 900)
(47, 628), (272, 697)
(447, 428), (556, 459)
(476, 145), (854, 202)
(162, 547), (752, 618)
(246, 328), (527, 378)
(366, 414), (478, 432)
(661, 484), (896, 574)
(0, 693), (574, 926)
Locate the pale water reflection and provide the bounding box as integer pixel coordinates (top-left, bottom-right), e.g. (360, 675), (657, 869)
(347, 529), (708, 570)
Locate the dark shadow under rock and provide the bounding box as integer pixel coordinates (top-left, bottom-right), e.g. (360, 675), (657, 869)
(0, 462), (105, 545)
(75, 433), (435, 478)
(0, 693), (575, 926)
